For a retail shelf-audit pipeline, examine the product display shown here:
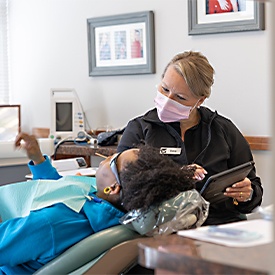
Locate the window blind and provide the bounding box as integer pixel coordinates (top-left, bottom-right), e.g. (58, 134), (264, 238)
(0, 0), (9, 104)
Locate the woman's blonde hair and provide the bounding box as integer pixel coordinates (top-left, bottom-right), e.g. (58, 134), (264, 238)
(162, 51), (215, 98)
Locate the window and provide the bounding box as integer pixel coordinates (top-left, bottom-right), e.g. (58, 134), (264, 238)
(0, 0), (9, 104)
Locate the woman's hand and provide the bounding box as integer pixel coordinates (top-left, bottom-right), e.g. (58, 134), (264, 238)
(14, 132), (45, 165)
(224, 177), (253, 202)
(187, 164), (207, 181)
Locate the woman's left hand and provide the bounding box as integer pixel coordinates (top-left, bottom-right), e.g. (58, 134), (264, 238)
(224, 177), (253, 202)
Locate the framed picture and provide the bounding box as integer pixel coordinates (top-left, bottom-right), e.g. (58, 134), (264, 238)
(87, 11), (155, 76)
(0, 105), (21, 140)
(188, 0), (265, 35)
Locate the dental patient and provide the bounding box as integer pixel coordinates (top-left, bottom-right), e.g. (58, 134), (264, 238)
(0, 133), (208, 274)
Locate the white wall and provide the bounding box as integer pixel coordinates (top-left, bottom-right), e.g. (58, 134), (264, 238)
(8, 0), (272, 134)
(252, 151), (272, 206)
(7, 0), (273, 205)
(271, 1), (275, 271)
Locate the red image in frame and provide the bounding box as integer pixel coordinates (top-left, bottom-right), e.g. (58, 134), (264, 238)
(208, 0), (239, 14)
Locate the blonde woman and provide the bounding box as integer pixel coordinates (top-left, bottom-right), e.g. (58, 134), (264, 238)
(118, 51), (263, 226)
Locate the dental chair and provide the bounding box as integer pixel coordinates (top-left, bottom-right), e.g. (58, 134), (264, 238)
(34, 225), (145, 275)
(34, 190), (208, 274)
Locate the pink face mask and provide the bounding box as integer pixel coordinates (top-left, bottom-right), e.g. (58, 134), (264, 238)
(154, 91), (198, 123)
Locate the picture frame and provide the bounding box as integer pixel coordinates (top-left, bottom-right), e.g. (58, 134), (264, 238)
(87, 11), (155, 76)
(188, 0), (265, 35)
(0, 104), (21, 140)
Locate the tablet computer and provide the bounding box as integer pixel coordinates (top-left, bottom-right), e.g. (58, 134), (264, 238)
(200, 161), (255, 204)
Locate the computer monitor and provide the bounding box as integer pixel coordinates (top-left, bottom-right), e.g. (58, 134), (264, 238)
(50, 89), (85, 140)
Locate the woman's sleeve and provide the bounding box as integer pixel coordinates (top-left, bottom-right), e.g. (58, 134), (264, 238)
(28, 155), (62, 180)
(117, 119), (144, 152)
(0, 212), (53, 266)
(225, 121), (263, 213)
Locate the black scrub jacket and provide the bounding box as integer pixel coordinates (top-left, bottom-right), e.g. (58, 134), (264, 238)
(118, 106), (263, 225)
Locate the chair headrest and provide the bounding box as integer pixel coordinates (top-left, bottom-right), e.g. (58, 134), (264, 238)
(120, 189), (209, 236)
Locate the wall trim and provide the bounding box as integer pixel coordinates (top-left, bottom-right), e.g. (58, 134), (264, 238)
(244, 136), (270, 151)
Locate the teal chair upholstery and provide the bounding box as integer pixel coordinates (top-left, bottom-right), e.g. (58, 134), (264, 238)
(34, 225), (142, 275)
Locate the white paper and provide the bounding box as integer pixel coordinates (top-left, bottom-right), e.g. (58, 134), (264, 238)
(59, 167), (97, 177)
(177, 219), (273, 247)
(26, 167), (98, 179)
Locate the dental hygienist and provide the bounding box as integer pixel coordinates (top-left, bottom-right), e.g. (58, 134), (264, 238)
(117, 51), (263, 225)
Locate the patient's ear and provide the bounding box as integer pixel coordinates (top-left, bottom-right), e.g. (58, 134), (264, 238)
(110, 183), (121, 195)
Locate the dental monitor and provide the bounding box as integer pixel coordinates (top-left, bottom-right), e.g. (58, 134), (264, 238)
(50, 89), (85, 140)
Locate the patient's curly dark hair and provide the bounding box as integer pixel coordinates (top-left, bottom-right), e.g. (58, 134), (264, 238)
(120, 145), (196, 212)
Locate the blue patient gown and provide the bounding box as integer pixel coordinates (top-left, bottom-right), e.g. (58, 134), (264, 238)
(0, 156), (124, 274)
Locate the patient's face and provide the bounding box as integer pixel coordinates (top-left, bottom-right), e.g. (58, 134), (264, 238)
(96, 149), (139, 196)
